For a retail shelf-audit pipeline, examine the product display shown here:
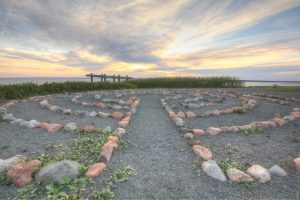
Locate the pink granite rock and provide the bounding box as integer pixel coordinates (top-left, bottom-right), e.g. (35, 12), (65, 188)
(186, 111), (196, 118)
(206, 127), (222, 135)
(7, 160), (41, 186)
(86, 163), (106, 178)
(192, 145), (212, 160)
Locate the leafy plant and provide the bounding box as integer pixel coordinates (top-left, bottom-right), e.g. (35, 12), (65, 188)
(91, 188), (115, 200)
(192, 158), (202, 176)
(242, 127), (263, 136)
(218, 158), (243, 171)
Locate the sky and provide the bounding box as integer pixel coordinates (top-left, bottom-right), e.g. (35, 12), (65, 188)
(0, 0), (300, 80)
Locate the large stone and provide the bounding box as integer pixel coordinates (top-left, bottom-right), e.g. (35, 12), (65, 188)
(112, 112), (124, 120)
(186, 111), (196, 118)
(206, 127), (222, 135)
(246, 165), (271, 183)
(35, 160), (81, 186)
(64, 123), (77, 132)
(269, 165), (287, 177)
(202, 160), (226, 182)
(226, 168), (254, 182)
(192, 145), (212, 160)
(0, 155), (27, 173)
(0, 106), (7, 115)
(7, 160), (41, 186)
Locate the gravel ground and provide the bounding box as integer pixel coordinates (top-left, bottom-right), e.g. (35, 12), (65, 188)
(0, 88), (299, 199)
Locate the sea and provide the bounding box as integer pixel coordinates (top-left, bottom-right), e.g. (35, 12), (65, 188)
(0, 77), (300, 87)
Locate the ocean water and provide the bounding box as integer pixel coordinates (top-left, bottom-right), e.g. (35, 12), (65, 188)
(0, 77), (300, 87)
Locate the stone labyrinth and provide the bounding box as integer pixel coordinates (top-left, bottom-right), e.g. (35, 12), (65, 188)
(161, 89), (300, 183)
(0, 88), (300, 197)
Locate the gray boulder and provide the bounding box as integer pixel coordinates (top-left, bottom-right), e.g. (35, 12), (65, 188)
(269, 165), (287, 177)
(202, 160), (227, 182)
(2, 113), (16, 121)
(35, 160), (81, 186)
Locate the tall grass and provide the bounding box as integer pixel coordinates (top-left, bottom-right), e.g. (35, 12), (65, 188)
(0, 77), (244, 100)
(0, 81), (136, 100)
(129, 77), (244, 88)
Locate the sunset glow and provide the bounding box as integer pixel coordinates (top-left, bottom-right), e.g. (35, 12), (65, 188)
(0, 0), (300, 80)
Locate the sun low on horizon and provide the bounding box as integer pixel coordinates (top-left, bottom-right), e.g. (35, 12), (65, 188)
(0, 0), (300, 81)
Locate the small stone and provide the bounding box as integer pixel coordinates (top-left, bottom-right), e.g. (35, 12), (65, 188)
(35, 160), (81, 186)
(95, 103), (107, 109)
(177, 111), (185, 118)
(95, 94), (102, 100)
(193, 129), (206, 135)
(7, 160), (41, 186)
(40, 100), (50, 107)
(184, 133), (194, 140)
(247, 165), (271, 183)
(226, 168), (254, 182)
(63, 109), (72, 115)
(64, 123), (77, 132)
(293, 157), (300, 171)
(119, 120), (129, 127)
(2, 113), (16, 121)
(187, 139), (201, 146)
(193, 145), (212, 160)
(202, 160), (226, 182)
(86, 163), (106, 177)
(102, 126), (112, 133)
(46, 124), (63, 132)
(173, 117), (184, 127)
(49, 105), (59, 112)
(112, 105), (122, 110)
(81, 125), (95, 133)
(89, 111), (98, 117)
(112, 112), (124, 120)
(292, 111), (300, 118)
(98, 112), (110, 118)
(206, 127), (222, 135)
(186, 111), (196, 118)
(97, 142), (118, 164)
(115, 128), (126, 136)
(269, 165), (287, 177)
(272, 118), (285, 127)
(0, 106), (7, 115)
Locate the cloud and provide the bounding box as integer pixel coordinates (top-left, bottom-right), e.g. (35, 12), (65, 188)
(0, 0), (299, 79)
